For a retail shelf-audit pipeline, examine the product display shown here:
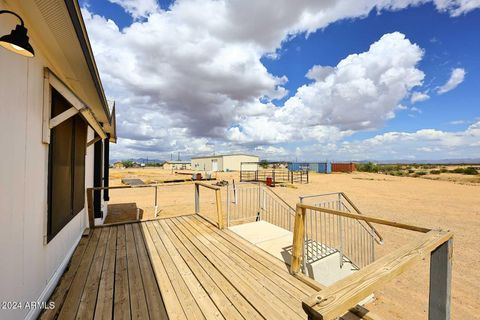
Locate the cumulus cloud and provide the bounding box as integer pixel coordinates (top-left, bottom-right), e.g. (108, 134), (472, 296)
(229, 32), (424, 143)
(437, 68), (466, 94)
(410, 91), (430, 103)
(332, 119), (480, 160)
(433, 0), (480, 16)
(108, 0), (159, 18)
(81, 0), (479, 160)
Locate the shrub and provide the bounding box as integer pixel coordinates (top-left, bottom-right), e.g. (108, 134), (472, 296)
(416, 171), (428, 176)
(259, 160), (269, 169)
(408, 169), (415, 174)
(450, 168), (465, 174)
(430, 170), (441, 175)
(463, 167), (479, 175)
(440, 168), (448, 173)
(356, 162), (378, 172)
(121, 160), (134, 168)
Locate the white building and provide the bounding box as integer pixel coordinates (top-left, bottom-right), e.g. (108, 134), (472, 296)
(0, 2), (116, 319)
(162, 160), (192, 170)
(192, 154), (259, 171)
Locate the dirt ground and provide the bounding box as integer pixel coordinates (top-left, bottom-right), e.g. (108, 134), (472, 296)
(108, 168), (479, 319)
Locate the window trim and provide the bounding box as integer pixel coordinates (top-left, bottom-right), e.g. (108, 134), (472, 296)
(42, 68), (105, 245)
(46, 91), (88, 243)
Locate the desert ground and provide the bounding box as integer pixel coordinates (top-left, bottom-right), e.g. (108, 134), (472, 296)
(107, 168), (479, 319)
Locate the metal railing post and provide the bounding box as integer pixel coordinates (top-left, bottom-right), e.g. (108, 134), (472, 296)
(338, 215), (344, 268)
(226, 184), (230, 228)
(195, 183), (200, 214)
(154, 185), (158, 217)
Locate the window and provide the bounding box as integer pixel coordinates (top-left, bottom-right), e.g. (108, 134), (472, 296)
(47, 89), (87, 242)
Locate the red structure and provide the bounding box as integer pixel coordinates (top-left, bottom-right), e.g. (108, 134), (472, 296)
(332, 162), (356, 172)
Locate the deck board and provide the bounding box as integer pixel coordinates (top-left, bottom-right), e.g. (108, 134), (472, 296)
(40, 214), (321, 320)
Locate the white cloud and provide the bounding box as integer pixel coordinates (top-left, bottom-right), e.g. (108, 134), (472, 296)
(410, 91), (430, 103)
(229, 32), (424, 143)
(449, 120), (465, 125)
(81, 0), (479, 160)
(437, 68), (466, 94)
(108, 0), (159, 19)
(332, 120), (480, 160)
(433, 0), (480, 16)
(410, 106), (422, 113)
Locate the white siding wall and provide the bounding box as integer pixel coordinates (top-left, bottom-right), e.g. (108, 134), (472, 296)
(0, 23), (93, 320)
(191, 156), (223, 171)
(223, 155), (259, 171)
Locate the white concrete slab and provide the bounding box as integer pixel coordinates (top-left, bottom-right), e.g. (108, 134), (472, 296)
(229, 220), (358, 288)
(229, 221), (292, 244)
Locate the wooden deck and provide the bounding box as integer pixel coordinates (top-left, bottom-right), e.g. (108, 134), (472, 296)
(40, 214), (322, 320)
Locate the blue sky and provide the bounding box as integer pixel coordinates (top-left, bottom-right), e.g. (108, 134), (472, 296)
(80, 0), (480, 161)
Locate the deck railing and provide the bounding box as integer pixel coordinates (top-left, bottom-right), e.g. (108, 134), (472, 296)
(86, 184), (160, 227)
(194, 182), (225, 229)
(226, 183), (295, 230)
(299, 192), (383, 270)
(291, 203), (453, 320)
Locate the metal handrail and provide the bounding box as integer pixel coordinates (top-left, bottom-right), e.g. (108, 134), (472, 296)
(299, 192), (383, 245)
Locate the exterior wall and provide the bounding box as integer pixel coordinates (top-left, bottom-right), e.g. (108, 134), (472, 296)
(0, 17), (92, 320)
(163, 162), (192, 170)
(191, 156), (223, 171)
(223, 155), (259, 171)
(331, 162), (356, 172)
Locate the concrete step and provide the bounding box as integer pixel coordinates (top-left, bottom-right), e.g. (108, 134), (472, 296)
(229, 221), (358, 286)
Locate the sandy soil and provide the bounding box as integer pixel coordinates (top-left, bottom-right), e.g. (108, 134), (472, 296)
(108, 168), (479, 319)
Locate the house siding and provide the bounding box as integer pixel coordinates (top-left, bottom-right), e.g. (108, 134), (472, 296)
(0, 13), (95, 320)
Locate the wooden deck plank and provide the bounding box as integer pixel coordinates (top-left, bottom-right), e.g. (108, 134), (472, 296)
(157, 219), (246, 320)
(131, 223), (169, 320)
(144, 221), (206, 320)
(140, 222), (187, 320)
(125, 224), (150, 320)
(40, 234), (92, 320)
(95, 226), (118, 320)
(184, 216), (306, 317)
(151, 221), (224, 320)
(58, 228), (101, 319)
(171, 217), (300, 320)
(76, 228), (110, 319)
(114, 225), (131, 320)
(192, 215), (310, 300)
(218, 220), (317, 294)
(46, 215), (330, 320)
(164, 219), (263, 320)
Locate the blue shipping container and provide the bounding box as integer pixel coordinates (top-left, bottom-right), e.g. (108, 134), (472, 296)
(288, 163), (309, 171)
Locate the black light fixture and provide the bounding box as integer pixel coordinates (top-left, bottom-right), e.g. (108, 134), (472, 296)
(0, 10), (34, 57)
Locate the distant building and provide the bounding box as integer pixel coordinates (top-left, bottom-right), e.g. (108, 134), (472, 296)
(162, 160), (192, 170)
(192, 154), (259, 172)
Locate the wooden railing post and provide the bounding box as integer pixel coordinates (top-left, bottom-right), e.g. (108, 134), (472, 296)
(291, 204), (306, 274)
(86, 188), (94, 229)
(429, 238), (453, 320)
(215, 189), (224, 229)
(195, 183), (200, 214)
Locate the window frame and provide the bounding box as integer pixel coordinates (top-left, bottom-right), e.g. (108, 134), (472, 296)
(46, 90), (88, 243)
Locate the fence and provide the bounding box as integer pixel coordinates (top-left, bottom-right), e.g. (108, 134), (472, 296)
(226, 183), (295, 230)
(291, 203), (453, 320)
(240, 169), (308, 185)
(299, 192), (382, 269)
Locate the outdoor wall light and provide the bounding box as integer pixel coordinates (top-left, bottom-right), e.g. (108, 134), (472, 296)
(0, 10), (34, 57)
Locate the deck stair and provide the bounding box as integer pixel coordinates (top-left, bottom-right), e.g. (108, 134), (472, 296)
(227, 184), (383, 286)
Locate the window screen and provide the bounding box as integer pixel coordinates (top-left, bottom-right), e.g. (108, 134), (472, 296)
(47, 90), (88, 242)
